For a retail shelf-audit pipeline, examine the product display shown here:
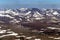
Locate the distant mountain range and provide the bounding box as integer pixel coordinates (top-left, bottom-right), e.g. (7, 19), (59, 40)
(0, 8), (60, 24)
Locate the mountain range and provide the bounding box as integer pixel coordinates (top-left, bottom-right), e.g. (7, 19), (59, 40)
(0, 8), (59, 24)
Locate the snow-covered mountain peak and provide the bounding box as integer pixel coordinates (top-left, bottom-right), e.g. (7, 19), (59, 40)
(19, 8), (28, 11)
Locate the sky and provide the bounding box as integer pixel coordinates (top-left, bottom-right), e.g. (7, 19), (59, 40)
(0, 0), (60, 9)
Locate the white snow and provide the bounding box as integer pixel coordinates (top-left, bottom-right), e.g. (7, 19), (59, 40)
(0, 32), (18, 38)
(26, 37), (32, 39)
(19, 8), (28, 11)
(54, 37), (60, 39)
(0, 30), (6, 34)
(7, 33), (18, 36)
(47, 27), (60, 30)
(53, 11), (59, 15)
(33, 11), (43, 17)
(35, 39), (41, 40)
(25, 11), (31, 15)
(0, 11), (5, 13)
(10, 19), (20, 23)
(0, 14), (14, 19)
(47, 27), (57, 30)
